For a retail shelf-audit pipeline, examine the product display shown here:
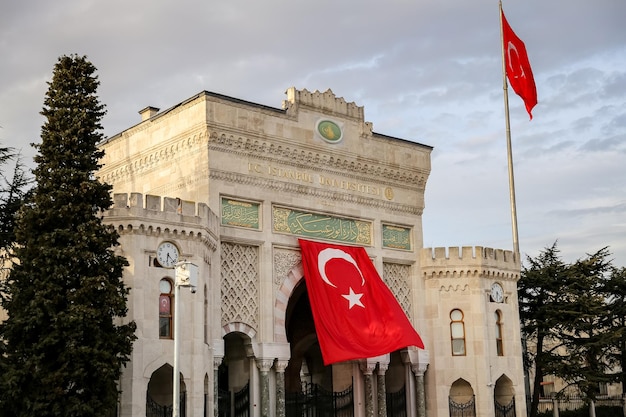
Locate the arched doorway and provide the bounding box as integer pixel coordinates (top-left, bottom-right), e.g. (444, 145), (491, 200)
(385, 351), (408, 417)
(219, 331), (253, 417)
(449, 378), (476, 417)
(494, 374), (516, 417)
(284, 279), (353, 416)
(146, 364), (187, 417)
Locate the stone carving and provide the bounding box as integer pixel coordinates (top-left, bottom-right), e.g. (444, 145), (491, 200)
(220, 242), (259, 330)
(100, 130), (208, 185)
(273, 248), (301, 285)
(383, 263), (413, 319)
(208, 134), (428, 188)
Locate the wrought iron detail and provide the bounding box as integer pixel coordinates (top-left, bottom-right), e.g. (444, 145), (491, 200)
(218, 388), (230, 417)
(286, 382), (353, 417)
(234, 383), (250, 417)
(146, 391), (186, 417)
(449, 395), (476, 417)
(386, 386), (407, 417)
(495, 397), (516, 417)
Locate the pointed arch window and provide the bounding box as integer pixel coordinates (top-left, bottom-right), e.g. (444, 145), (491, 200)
(495, 310), (504, 356)
(450, 309), (466, 356)
(159, 278), (174, 339)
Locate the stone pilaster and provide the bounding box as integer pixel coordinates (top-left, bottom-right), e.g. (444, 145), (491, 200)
(275, 360), (289, 417)
(377, 363), (388, 417)
(360, 361), (377, 417)
(256, 359), (274, 417)
(213, 357), (223, 417)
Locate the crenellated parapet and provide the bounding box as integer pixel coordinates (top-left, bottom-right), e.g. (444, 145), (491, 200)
(421, 246), (520, 281)
(104, 193), (220, 251)
(282, 87), (364, 121)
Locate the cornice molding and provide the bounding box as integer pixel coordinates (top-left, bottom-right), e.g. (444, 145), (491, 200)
(208, 131), (428, 189)
(209, 169), (423, 216)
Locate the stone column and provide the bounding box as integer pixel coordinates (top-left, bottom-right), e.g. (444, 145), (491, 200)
(411, 363), (427, 417)
(377, 363), (388, 417)
(275, 360), (289, 417)
(552, 397), (559, 417)
(360, 361), (377, 417)
(256, 359), (274, 417)
(213, 357), (223, 417)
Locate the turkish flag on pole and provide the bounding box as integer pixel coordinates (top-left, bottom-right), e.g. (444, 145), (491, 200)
(502, 9), (537, 119)
(298, 239), (424, 365)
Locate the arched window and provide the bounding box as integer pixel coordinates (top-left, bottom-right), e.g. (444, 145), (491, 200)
(450, 309), (466, 356)
(495, 310), (504, 356)
(159, 278), (174, 339)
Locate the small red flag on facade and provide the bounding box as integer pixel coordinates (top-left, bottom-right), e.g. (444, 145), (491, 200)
(298, 239), (424, 365)
(502, 9), (537, 119)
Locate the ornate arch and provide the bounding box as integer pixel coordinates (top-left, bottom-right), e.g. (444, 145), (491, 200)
(273, 262), (305, 343)
(221, 321), (257, 340)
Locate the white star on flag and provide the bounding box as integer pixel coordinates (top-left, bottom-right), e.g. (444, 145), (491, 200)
(342, 287), (364, 309)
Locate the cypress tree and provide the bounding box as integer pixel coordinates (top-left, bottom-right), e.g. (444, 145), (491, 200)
(0, 55), (136, 417)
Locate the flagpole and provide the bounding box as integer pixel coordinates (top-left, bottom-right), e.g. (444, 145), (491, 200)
(499, 0), (520, 257)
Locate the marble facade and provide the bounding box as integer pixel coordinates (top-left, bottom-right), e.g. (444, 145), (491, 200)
(99, 87), (526, 417)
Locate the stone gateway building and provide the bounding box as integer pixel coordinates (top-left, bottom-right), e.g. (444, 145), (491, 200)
(98, 87), (526, 417)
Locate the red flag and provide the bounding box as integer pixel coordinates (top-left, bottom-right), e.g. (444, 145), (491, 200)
(298, 239), (424, 365)
(502, 9), (537, 119)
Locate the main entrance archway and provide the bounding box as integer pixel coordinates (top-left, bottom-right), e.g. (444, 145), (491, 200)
(284, 279), (354, 416)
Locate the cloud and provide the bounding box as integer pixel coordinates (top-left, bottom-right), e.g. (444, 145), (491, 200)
(1, 0), (625, 266)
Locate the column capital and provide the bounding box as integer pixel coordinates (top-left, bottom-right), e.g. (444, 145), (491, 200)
(359, 360), (377, 376)
(377, 362), (389, 375)
(256, 358), (274, 372)
(275, 360), (289, 373)
(411, 363), (428, 377)
(213, 356), (224, 369)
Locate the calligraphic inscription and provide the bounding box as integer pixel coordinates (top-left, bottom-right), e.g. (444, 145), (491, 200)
(221, 198), (260, 229)
(273, 206), (371, 245)
(382, 224), (412, 250)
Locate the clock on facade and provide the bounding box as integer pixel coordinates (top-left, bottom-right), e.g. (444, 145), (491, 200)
(157, 241), (179, 268)
(490, 282), (504, 303)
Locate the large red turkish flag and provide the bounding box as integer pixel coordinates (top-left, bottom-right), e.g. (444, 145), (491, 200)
(502, 8), (537, 120)
(298, 239), (424, 365)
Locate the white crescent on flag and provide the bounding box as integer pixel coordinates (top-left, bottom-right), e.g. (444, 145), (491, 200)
(317, 248), (365, 288)
(507, 41), (526, 79)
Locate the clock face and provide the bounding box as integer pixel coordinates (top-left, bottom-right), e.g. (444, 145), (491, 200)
(491, 282), (504, 303)
(157, 242), (179, 268)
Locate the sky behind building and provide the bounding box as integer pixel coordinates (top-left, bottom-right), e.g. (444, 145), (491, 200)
(1, 0), (625, 266)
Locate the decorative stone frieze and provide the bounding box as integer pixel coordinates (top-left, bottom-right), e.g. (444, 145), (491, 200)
(220, 242), (259, 329)
(383, 262), (413, 319)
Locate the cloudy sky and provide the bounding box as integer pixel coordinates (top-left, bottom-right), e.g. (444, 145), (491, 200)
(1, 0), (625, 266)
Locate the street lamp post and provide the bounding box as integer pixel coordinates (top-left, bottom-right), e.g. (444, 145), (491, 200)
(173, 261), (198, 417)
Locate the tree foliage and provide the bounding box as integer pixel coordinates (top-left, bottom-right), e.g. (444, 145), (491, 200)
(0, 148), (31, 253)
(520, 243), (624, 417)
(0, 55), (136, 417)
(602, 266), (626, 389)
(519, 242), (570, 417)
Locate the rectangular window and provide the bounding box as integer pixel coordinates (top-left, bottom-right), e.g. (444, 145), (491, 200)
(159, 293), (173, 339)
(452, 339), (466, 356)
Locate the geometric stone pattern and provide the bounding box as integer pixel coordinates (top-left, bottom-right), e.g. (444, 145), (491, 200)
(220, 242), (259, 330)
(383, 262), (413, 320)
